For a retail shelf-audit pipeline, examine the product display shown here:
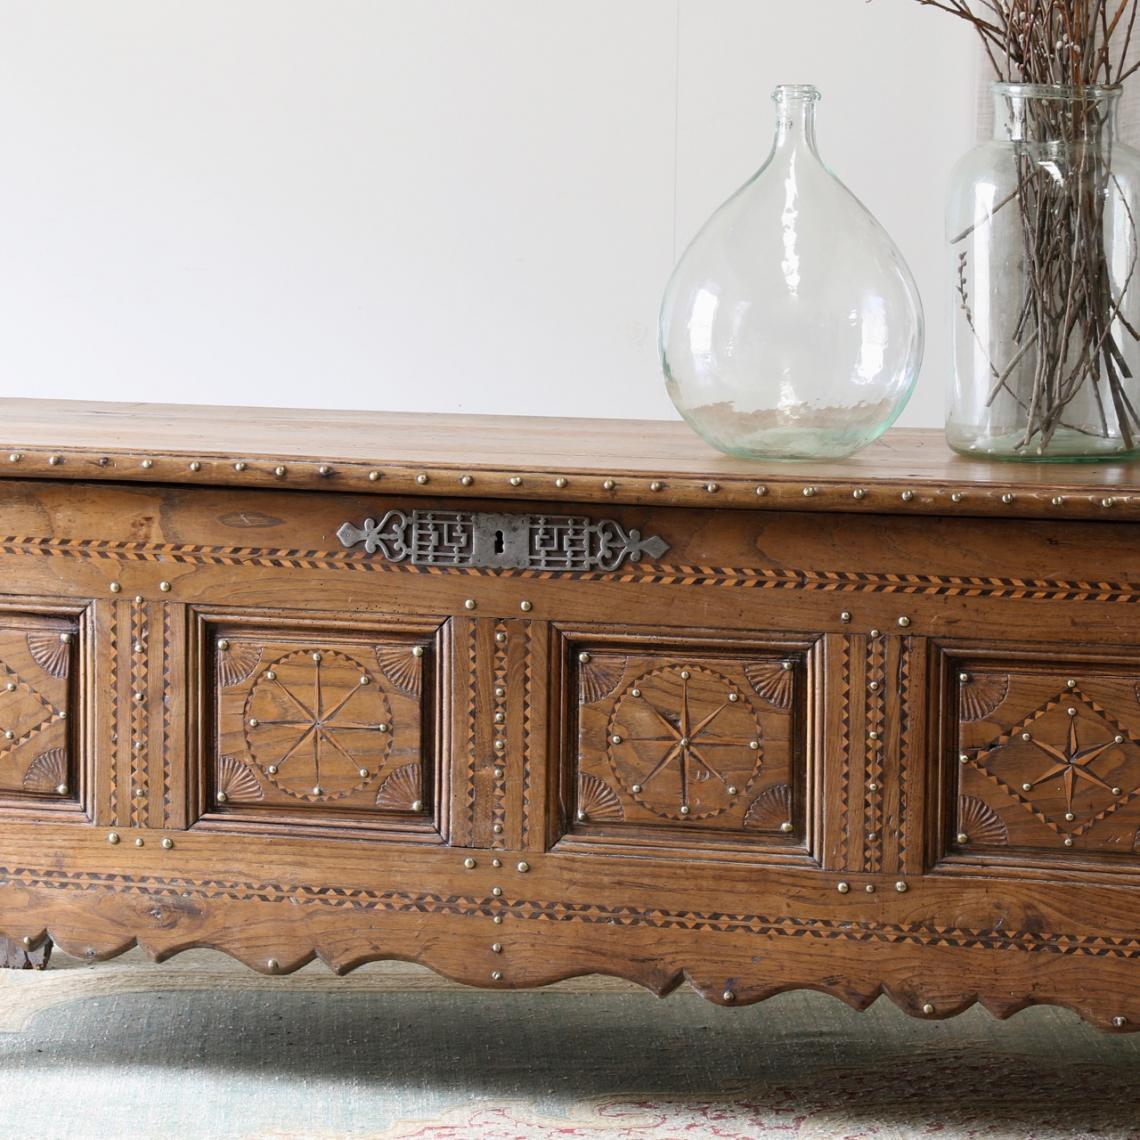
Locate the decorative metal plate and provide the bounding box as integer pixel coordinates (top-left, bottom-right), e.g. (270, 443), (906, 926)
(337, 511), (669, 572)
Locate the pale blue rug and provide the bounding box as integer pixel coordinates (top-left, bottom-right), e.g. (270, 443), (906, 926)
(0, 949), (1137, 1139)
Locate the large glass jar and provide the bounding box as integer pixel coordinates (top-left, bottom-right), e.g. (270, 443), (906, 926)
(947, 84), (1140, 461)
(659, 84), (923, 460)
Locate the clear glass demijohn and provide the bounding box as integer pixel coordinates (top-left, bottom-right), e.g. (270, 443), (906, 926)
(660, 85), (924, 460)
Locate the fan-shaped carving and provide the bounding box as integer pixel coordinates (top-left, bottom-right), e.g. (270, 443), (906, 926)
(218, 645), (263, 689)
(375, 646), (422, 697)
(26, 632), (71, 679)
(376, 763), (423, 811)
(22, 748), (67, 794)
(958, 795), (1009, 846)
(745, 784), (792, 831)
(744, 662), (794, 710)
(579, 656), (625, 705)
(960, 674), (1009, 722)
(219, 755), (264, 802)
(577, 773), (624, 823)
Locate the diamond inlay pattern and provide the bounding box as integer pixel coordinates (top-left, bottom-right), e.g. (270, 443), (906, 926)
(0, 617), (74, 801)
(956, 667), (1140, 857)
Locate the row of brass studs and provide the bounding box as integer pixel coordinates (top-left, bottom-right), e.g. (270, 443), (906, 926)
(461, 855), (532, 982)
(6, 452), (1133, 511)
(106, 831), (174, 849)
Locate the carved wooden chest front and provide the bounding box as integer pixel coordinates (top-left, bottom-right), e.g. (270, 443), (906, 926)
(0, 399), (1138, 1029)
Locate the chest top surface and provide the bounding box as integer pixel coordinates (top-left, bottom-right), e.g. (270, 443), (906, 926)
(1, 397), (1138, 521)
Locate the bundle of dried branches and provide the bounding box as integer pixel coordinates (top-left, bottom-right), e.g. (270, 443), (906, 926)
(912, 1), (1140, 451)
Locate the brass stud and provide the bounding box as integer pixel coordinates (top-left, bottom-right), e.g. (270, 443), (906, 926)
(1002, 492), (1015, 504)
(248, 718), (259, 728)
(898, 616), (911, 628)
(491, 943), (503, 953)
(133, 787), (146, 799)
(133, 691), (145, 703)
(368, 471), (381, 482)
(577, 809), (588, 821)
(218, 639), (230, 651)
(957, 832), (970, 844)
(189, 460), (202, 472)
(266, 670), (276, 680)
(20, 937), (32, 949)
(110, 581), (122, 594)
(900, 490), (915, 502)
(780, 821), (794, 834)
(493, 915), (503, 924)
(509, 476), (523, 488)
(1065, 812), (1076, 822)
(631, 784), (642, 793)
(517, 861), (530, 873)
(318, 465), (333, 477)
(802, 486), (817, 497)
(412, 646), (425, 658)
(161, 837), (174, 850)
(459, 475), (473, 487)
(959, 672), (970, 683)
(274, 465), (287, 478)
(520, 600), (533, 612)
(464, 857), (477, 869)
(48, 455), (61, 466)
(837, 881), (851, 894)
(840, 611), (853, 623)
(1112, 1016), (1127, 1028)
(951, 492), (964, 503)
(1064, 837), (1075, 847)
(159, 580), (171, 592)
(360, 675), (370, 686)
(728, 693), (739, 703)
(233, 461), (246, 472)
(723, 990), (736, 1003)
(1068, 707), (1077, 717)
(491, 858), (502, 868)
(465, 599), (477, 610)
(378, 723), (389, 733)
(312, 651), (322, 662)
(1022, 732), (1032, 741)
(650, 481), (664, 492)
(7, 453), (19, 463)
(140, 458), (154, 470)
(611, 734), (623, 745)
(492, 886), (503, 897)
(5, 682), (15, 691)
(491, 970), (503, 981)
(865, 884), (876, 893)
(869, 682), (881, 693)
(56, 783), (68, 795)
(493, 767), (505, 779)
(3, 730), (13, 741)
(1052, 495), (1065, 507)
(750, 741), (760, 750)
(312, 786), (323, 797)
(1113, 787), (1123, 797)
(631, 688), (641, 698)
(853, 489), (866, 500)
(603, 479), (616, 491)
(134, 837), (145, 848)
(108, 832), (120, 845)
(922, 1003), (935, 1016)
(726, 785), (738, 795)
(267, 765), (278, 775)
(492, 823), (503, 835)
(416, 473), (429, 485)
(680, 805), (691, 816)
(578, 652), (591, 664)
(494, 711), (505, 724)
(1103, 497), (1116, 509)
(870, 629), (880, 638)
(755, 485), (768, 496)
(555, 477), (568, 489)
(896, 881), (908, 893)
(680, 670), (691, 680)
(868, 782), (879, 792)
(1022, 783), (1033, 792)
(1115, 736), (1125, 745)
(706, 482), (719, 494)
(411, 799), (424, 812)
(868, 731), (880, 742)
(217, 792), (228, 803)
(494, 739), (506, 753)
(1067, 679), (1078, 689)
(495, 631), (507, 644)
(267, 959), (279, 973)
(358, 768), (369, 779)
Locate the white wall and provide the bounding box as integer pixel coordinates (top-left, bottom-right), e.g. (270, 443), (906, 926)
(0, 1), (975, 427)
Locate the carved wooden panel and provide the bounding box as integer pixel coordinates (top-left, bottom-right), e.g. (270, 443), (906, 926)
(203, 619), (441, 832)
(949, 661), (1140, 862)
(564, 638), (807, 853)
(0, 612), (79, 812)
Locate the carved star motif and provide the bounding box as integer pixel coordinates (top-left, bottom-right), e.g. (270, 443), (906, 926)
(1024, 714), (1118, 816)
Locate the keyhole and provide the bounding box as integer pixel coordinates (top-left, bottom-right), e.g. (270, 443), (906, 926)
(494, 530), (505, 555)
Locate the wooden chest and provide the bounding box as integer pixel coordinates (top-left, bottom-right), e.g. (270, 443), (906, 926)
(1, 398), (1139, 1030)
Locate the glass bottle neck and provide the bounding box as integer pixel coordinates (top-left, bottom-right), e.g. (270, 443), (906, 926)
(993, 83), (1120, 144)
(772, 85), (821, 153)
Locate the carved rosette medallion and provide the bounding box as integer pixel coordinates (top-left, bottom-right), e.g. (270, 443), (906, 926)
(955, 669), (1140, 858)
(606, 664), (764, 822)
(242, 648), (393, 802)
